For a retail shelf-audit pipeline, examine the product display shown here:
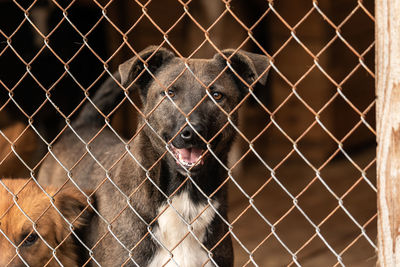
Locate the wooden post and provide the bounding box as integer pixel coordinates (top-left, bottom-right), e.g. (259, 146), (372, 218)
(376, 1), (400, 266)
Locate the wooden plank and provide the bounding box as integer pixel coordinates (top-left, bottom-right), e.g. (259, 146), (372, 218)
(376, 1), (400, 266)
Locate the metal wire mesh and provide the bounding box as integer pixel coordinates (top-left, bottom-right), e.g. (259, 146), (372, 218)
(0, 0), (376, 266)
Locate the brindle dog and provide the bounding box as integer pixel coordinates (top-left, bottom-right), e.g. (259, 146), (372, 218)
(38, 46), (269, 266)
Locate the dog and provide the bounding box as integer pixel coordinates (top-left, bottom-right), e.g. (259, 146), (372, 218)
(38, 46), (269, 266)
(0, 178), (93, 266)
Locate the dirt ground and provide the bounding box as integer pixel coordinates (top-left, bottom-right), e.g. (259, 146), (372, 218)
(228, 144), (376, 267)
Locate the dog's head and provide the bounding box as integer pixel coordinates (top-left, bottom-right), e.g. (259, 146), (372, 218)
(0, 179), (93, 267)
(119, 46), (269, 176)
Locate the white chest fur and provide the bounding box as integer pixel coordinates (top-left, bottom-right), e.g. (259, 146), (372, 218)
(148, 192), (219, 267)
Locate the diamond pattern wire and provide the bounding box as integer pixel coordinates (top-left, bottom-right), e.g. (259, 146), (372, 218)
(0, 0), (376, 266)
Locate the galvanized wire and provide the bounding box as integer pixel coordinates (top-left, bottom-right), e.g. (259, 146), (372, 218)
(0, 0), (376, 266)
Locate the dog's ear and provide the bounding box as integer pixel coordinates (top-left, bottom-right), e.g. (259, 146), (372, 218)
(54, 187), (94, 230)
(118, 46), (175, 101)
(214, 49), (270, 90)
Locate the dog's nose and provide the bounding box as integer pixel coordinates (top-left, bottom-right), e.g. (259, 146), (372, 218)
(180, 126), (194, 141)
(180, 124), (205, 142)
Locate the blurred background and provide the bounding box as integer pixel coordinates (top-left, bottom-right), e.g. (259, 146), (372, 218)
(0, 0), (376, 266)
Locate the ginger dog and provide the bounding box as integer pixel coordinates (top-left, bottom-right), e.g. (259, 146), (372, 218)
(0, 179), (93, 267)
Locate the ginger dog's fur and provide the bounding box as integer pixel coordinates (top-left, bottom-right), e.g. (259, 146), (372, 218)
(0, 179), (92, 267)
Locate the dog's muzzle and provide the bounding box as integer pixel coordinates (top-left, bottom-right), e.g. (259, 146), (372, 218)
(167, 124), (208, 170)
(170, 145), (205, 168)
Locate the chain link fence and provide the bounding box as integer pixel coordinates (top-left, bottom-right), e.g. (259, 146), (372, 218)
(0, 0), (376, 266)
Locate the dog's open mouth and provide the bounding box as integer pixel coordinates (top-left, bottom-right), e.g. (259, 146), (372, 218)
(170, 145), (205, 168)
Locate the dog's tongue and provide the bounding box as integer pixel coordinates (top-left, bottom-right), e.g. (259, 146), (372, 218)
(177, 147), (203, 163)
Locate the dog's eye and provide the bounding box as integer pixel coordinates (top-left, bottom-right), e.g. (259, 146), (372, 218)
(161, 90), (175, 98)
(22, 233), (39, 247)
(212, 92), (223, 101)
(167, 90), (175, 98)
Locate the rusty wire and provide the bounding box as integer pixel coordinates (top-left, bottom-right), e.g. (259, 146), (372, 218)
(0, 0), (376, 266)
